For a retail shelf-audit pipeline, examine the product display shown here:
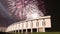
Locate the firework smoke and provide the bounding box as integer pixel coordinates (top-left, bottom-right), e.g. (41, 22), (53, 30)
(8, 0), (44, 21)
(23, 0), (44, 19)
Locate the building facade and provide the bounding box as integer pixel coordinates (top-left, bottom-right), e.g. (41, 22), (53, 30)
(6, 16), (51, 33)
(0, 27), (6, 32)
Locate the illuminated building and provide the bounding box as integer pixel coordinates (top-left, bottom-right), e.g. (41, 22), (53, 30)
(6, 16), (51, 33)
(0, 0), (51, 33)
(0, 27), (6, 32)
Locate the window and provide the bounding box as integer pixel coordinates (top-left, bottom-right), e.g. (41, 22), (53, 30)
(26, 22), (28, 28)
(36, 20), (39, 27)
(30, 21), (33, 27)
(42, 19), (45, 26)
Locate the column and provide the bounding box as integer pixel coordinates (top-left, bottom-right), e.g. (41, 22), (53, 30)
(15, 24), (17, 33)
(37, 28), (38, 32)
(21, 22), (23, 33)
(18, 30), (19, 33)
(18, 23), (20, 33)
(31, 28), (32, 33)
(31, 20), (33, 33)
(26, 29), (27, 33)
(42, 19), (45, 32)
(37, 19), (39, 32)
(21, 29), (23, 33)
(12, 25), (14, 33)
(26, 21), (28, 33)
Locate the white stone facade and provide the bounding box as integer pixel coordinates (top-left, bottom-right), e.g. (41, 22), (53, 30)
(0, 27), (6, 32)
(6, 16), (51, 33)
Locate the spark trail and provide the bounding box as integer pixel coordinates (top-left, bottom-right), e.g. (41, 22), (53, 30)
(8, 0), (45, 21)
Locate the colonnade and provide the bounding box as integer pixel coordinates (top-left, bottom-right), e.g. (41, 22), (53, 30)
(6, 16), (51, 33)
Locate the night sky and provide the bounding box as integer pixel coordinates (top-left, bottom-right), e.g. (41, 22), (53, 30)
(45, 0), (60, 31)
(0, 0), (60, 31)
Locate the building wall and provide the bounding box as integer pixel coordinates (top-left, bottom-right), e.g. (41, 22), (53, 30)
(6, 16), (51, 32)
(0, 27), (6, 32)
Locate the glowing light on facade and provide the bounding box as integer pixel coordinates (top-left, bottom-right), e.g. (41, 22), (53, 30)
(31, 13), (39, 19)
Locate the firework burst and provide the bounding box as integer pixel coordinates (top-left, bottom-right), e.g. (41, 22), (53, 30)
(8, 0), (45, 21)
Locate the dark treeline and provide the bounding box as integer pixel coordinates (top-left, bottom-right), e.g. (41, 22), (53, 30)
(45, 0), (60, 31)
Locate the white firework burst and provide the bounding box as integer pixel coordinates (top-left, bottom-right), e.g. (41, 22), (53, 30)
(23, 0), (44, 20)
(8, 0), (44, 21)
